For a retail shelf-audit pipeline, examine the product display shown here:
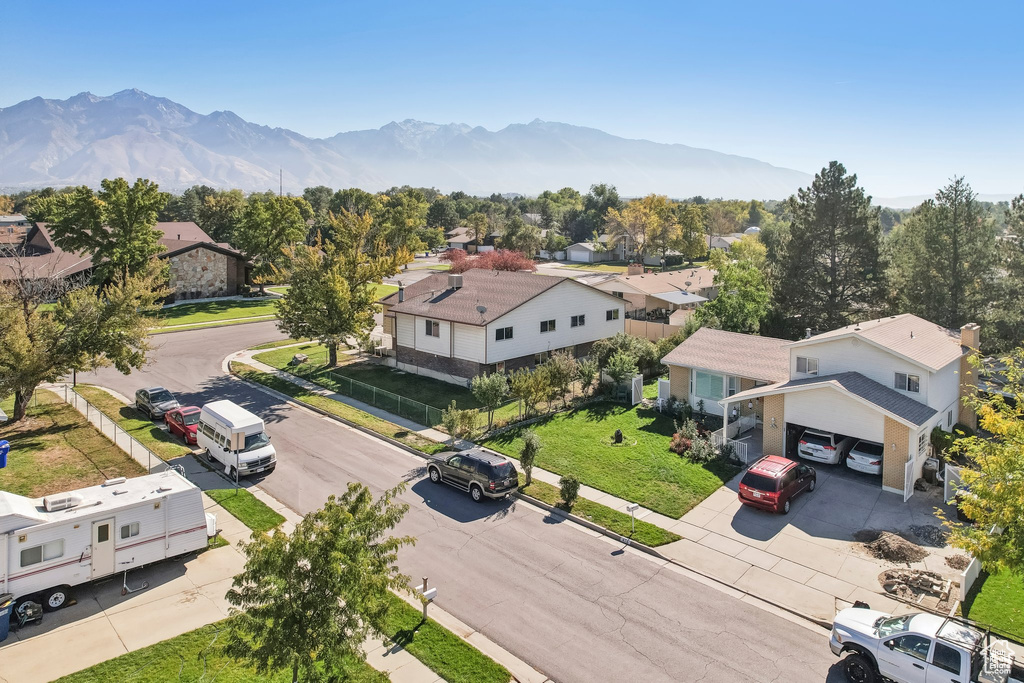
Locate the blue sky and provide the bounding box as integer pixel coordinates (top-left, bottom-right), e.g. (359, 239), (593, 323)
(4, 0), (1022, 198)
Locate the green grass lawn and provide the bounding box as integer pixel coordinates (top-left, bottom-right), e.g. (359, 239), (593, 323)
(232, 362), (447, 455)
(250, 337), (313, 350)
(253, 342), (341, 370)
(520, 480), (681, 547)
(0, 390), (146, 497)
(961, 571), (1024, 641)
(206, 488), (286, 533)
(74, 385), (193, 461)
(560, 261), (630, 273)
(267, 285), (289, 294)
(157, 299), (278, 326)
(483, 401), (739, 518)
(55, 619), (387, 683)
(374, 283), (399, 299)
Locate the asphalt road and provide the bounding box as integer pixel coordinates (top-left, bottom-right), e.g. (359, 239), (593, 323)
(79, 322), (846, 683)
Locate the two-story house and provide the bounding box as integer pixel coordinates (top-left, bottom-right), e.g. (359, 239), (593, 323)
(379, 269), (625, 385)
(661, 315), (980, 498)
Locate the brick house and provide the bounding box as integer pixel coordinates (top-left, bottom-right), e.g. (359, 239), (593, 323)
(379, 269), (625, 385)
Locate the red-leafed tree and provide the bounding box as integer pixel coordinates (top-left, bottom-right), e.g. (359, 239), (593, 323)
(439, 248), (468, 266)
(444, 249), (536, 274)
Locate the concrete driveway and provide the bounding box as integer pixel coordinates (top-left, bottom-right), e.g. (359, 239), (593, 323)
(658, 461), (965, 623)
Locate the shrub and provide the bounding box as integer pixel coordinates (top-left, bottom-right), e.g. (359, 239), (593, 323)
(685, 436), (718, 464)
(520, 430), (540, 485)
(719, 442), (738, 462)
(605, 350), (639, 386)
(576, 358), (598, 397)
(669, 432), (692, 455)
(559, 474), (581, 509)
(471, 372), (509, 429)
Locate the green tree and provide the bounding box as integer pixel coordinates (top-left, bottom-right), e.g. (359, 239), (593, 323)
(675, 203), (708, 264)
(542, 351), (577, 407)
(374, 189), (429, 255)
(302, 185), (334, 214)
(775, 161), (885, 334)
(161, 185), (215, 223)
(885, 177), (998, 330)
(466, 212), (489, 245)
(234, 194), (308, 295)
(989, 194), (1024, 352)
(605, 194), (677, 260)
(224, 483), (413, 683)
(576, 357), (598, 397)
(426, 197), (460, 231)
(500, 216), (542, 256)
(520, 430), (541, 486)
(50, 178), (168, 282)
(747, 200), (765, 227)
(939, 352), (1024, 573)
(471, 372), (510, 429)
(604, 350), (638, 386)
(695, 249), (771, 333)
(0, 261), (164, 422)
(277, 210), (408, 366)
(590, 332), (658, 376)
(559, 474), (581, 508)
(199, 189), (246, 242)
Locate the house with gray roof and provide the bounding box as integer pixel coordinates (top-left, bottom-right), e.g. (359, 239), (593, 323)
(379, 269), (625, 385)
(661, 315), (981, 498)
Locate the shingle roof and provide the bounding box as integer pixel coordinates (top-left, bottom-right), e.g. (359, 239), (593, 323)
(791, 314), (963, 371)
(614, 268), (716, 295)
(661, 327), (791, 383)
(729, 371), (938, 427)
(382, 269), (565, 325)
(155, 222), (214, 243)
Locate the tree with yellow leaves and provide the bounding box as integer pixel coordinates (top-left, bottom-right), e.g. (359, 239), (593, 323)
(604, 194), (678, 262)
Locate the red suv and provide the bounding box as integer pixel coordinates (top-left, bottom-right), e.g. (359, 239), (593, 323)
(738, 455), (816, 514)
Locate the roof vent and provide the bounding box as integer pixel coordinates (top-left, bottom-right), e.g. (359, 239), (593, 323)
(805, 327), (812, 339)
(911, 331), (915, 339)
(43, 494), (83, 512)
(177, 233), (181, 240)
(448, 273), (463, 290)
(103, 477), (127, 486)
(398, 284), (405, 303)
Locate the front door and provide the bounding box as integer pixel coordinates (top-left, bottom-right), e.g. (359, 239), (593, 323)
(91, 518), (116, 578)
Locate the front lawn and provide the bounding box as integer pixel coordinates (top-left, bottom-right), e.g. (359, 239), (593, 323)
(74, 385), (193, 461)
(374, 283), (399, 299)
(560, 261), (629, 273)
(961, 571), (1024, 641)
(0, 390), (146, 497)
(483, 401), (738, 518)
(156, 299), (278, 326)
(206, 488), (286, 533)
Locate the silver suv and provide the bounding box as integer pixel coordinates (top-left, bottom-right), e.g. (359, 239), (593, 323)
(797, 428), (853, 465)
(135, 386), (180, 420)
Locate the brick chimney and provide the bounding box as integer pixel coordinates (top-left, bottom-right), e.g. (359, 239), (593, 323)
(958, 322), (981, 430)
(626, 263), (644, 276)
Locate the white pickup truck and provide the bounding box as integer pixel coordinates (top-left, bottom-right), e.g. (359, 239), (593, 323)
(830, 607), (1022, 683)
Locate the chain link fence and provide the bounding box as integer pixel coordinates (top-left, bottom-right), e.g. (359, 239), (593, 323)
(314, 369), (447, 427)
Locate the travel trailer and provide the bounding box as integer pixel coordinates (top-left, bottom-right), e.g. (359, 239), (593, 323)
(0, 470), (213, 611)
(197, 400), (276, 478)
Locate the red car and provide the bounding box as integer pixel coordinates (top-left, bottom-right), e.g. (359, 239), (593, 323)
(164, 406), (201, 445)
(737, 455), (816, 514)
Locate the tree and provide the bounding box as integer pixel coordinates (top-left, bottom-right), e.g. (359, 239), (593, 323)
(542, 351), (577, 407)
(939, 352), (1024, 574)
(466, 212), (489, 245)
(302, 185), (334, 214)
(508, 368), (547, 418)
(559, 474), (580, 508)
(199, 189), (246, 242)
(562, 183), (622, 244)
(277, 211), (408, 366)
(234, 194), (308, 295)
(224, 483), (413, 683)
(520, 431), (540, 486)
(374, 189), (429, 255)
(416, 227), (446, 251)
(500, 216), (542, 256)
(989, 194), (1024, 352)
(426, 197), (460, 231)
(0, 260), (163, 422)
(605, 194), (677, 261)
(728, 234), (767, 271)
(440, 400), (476, 443)
(885, 177), (998, 330)
(695, 249), (771, 333)
(50, 178), (168, 282)
(590, 332), (658, 376)
(747, 200), (765, 227)
(446, 249), (536, 274)
(0, 195), (14, 214)
(161, 185), (215, 223)
(604, 350), (638, 387)
(471, 372), (509, 430)
(675, 203), (708, 264)
(775, 162), (885, 334)
(576, 357), (598, 397)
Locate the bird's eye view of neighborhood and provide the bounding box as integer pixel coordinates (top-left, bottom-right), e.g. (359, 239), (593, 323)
(2, 2), (1024, 682)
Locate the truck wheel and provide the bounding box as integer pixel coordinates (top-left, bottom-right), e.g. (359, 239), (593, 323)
(842, 652), (876, 683)
(43, 586), (71, 611)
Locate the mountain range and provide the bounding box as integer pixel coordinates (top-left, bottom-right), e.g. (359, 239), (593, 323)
(0, 89), (812, 199)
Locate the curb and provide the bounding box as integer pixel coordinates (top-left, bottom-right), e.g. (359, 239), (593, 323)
(150, 316), (277, 334)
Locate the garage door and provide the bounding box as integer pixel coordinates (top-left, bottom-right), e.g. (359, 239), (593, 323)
(784, 387), (885, 442)
(568, 248), (590, 263)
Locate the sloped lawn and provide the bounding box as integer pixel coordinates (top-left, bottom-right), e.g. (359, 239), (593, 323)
(483, 401), (738, 518)
(961, 570), (1024, 641)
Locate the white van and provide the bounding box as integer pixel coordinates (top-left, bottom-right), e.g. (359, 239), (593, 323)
(197, 400), (276, 478)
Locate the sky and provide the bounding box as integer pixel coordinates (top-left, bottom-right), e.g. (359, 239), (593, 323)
(3, 0), (1023, 199)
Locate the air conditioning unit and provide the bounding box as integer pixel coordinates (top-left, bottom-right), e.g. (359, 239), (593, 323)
(43, 494), (83, 512)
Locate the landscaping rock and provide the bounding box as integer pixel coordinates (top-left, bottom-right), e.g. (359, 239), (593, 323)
(289, 354), (308, 367)
(909, 524), (949, 547)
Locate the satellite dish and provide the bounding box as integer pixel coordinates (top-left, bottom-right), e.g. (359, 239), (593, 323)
(477, 305), (487, 314)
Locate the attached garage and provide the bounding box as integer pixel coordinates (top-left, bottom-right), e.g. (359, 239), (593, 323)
(784, 387), (885, 444)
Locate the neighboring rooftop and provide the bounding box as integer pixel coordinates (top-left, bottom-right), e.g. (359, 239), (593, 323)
(613, 267), (716, 294)
(661, 327), (791, 383)
(792, 313), (964, 371)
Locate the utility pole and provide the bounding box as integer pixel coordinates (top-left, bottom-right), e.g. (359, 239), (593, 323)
(279, 168), (283, 197)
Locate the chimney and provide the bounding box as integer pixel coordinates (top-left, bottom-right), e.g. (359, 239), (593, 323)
(626, 263), (644, 276)
(398, 284), (405, 303)
(448, 273), (463, 290)
(960, 322), (980, 350)
(805, 328), (812, 339)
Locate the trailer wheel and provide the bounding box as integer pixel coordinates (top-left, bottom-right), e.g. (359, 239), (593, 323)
(42, 586), (71, 612)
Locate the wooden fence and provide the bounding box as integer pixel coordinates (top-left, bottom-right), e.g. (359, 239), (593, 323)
(625, 318), (682, 341)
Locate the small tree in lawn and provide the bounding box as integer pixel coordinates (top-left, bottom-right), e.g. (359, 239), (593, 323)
(576, 357), (598, 397)
(224, 483), (413, 683)
(543, 351), (577, 407)
(520, 430), (541, 486)
(605, 351), (639, 389)
(471, 372), (509, 430)
(559, 474), (581, 509)
(509, 369), (532, 420)
(441, 400), (461, 446)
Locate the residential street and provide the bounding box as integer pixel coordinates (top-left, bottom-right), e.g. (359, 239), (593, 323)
(79, 322), (845, 683)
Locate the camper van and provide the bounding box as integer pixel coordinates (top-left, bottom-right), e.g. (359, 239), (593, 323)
(197, 400), (276, 478)
(0, 470), (213, 611)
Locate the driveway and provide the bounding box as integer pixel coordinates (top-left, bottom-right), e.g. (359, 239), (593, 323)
(658, 461), (965, 623)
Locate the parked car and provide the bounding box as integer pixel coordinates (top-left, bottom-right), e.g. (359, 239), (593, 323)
(427, 449), (519, 502)
(738, 455), (816, 514)
(135, 386), (181, 420)
(797, 428), (853, 465)
(846, 439), (884, 475)
(165, 406), (201, 445)
(830, 607), (1021, 683)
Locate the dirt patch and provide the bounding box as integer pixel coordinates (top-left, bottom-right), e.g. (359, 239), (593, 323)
(909, 524), (949, 547)
(945, 554), (971, 571)
(862, 531), (928, 564)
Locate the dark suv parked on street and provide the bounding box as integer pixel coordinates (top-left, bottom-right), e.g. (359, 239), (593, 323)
(427, 449), (519, 502)
(135, 386), (180, 420)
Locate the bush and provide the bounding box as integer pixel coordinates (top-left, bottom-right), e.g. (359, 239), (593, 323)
(559, 474), (581, 509)
(719, 442), (737, 462)
(685, 436), (718, 464)
(520, 430), (540, 485)
(669, 432), (692, 455)
(953, 422), (975, 438)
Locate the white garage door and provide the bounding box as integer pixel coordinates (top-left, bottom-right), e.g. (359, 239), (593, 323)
(785, 387), (885, 442)
(567, 247), (590, 263)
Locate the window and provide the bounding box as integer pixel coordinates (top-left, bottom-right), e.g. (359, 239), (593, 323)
(540, 319), (556, 333)
(694, 371), (724, 401)
(727, 376), (740, 397)
(918, 431), (927, 456)
(931, 642), (962, 675)
(20, 539), (64, 567)
(571, 314), (586, 327)
(424, 320), (440, 338)
(611, 291), (624, 298)
(606, 309), (620, 321)
(889, 634), (931, 661)
(796, 356), (818, 375)
(97, 524), (110, 543)
(120, 522), (140, 539)
(200, 421), (215, 438)
(895, 372), (920, 393)
(534, 351), (550, 365)
(495, 326), (513, 341)
(947, 410), (953, 427)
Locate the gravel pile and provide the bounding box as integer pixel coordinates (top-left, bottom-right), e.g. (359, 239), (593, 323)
(910, 524), (949, 547)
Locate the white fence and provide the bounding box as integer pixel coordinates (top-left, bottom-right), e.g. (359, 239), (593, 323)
(960, 556), (983, 603)
(712, 429), (749, 464)
(944, 463), (963, 504)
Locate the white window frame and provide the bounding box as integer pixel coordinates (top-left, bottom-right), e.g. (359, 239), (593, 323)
(540, 319), (556, 333)
(947, 410), (953, 427)
(895, 372), (920, 393)
(495, 326), (513, 341)
(20, 539), (65, 567)
(918, 430), (928, 456)
(120, 522), (140, 540)
(727, 376), (740, 397)
(571, 314), (585, 327)
(796, 356), (818, 375)
(424, 320), (440, 338)
(606, 309), (620, 321)
(694, 370), (725, 401)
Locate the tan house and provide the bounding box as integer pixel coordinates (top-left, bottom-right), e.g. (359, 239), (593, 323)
(591, 267), (717, 320)
(662, 316), (980, 499)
